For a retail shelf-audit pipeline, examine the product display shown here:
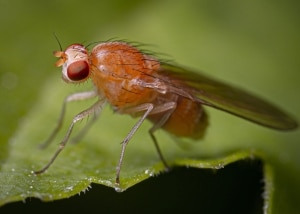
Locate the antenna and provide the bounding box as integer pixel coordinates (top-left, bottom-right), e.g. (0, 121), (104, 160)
(53, 33), (62, 51)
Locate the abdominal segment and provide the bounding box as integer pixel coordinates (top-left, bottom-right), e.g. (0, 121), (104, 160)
(148, 96), (208, 139)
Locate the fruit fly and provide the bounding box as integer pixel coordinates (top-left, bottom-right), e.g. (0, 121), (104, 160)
(34, 41), (298, 184)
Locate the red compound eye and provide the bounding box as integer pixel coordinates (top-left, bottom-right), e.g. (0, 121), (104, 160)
(67, 61), (89, 81)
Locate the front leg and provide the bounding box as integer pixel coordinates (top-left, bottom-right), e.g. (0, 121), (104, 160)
(34, 98), (106, 175)
(39, 91), (98, 149)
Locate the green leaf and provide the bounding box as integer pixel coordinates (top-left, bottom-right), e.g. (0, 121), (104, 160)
(0, 70), (296, 214)
(0, 79), (266, 200)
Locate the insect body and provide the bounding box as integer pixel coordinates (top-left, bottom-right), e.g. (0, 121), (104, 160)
(35, 41), (297, 184)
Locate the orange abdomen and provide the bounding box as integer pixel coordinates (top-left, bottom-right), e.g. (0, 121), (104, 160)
(149, 96), (208, 139)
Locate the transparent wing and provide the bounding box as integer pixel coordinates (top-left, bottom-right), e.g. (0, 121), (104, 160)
(157, 63), (297, 130)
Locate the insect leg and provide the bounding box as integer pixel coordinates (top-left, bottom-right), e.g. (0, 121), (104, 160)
(34, 98), (106, 175)
(148, 102), (177, 169)
(39, 91), (98, 149)
(115, 103), (154, 184)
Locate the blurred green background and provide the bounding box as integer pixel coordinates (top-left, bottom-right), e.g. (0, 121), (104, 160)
(0, 0), (299, 213)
